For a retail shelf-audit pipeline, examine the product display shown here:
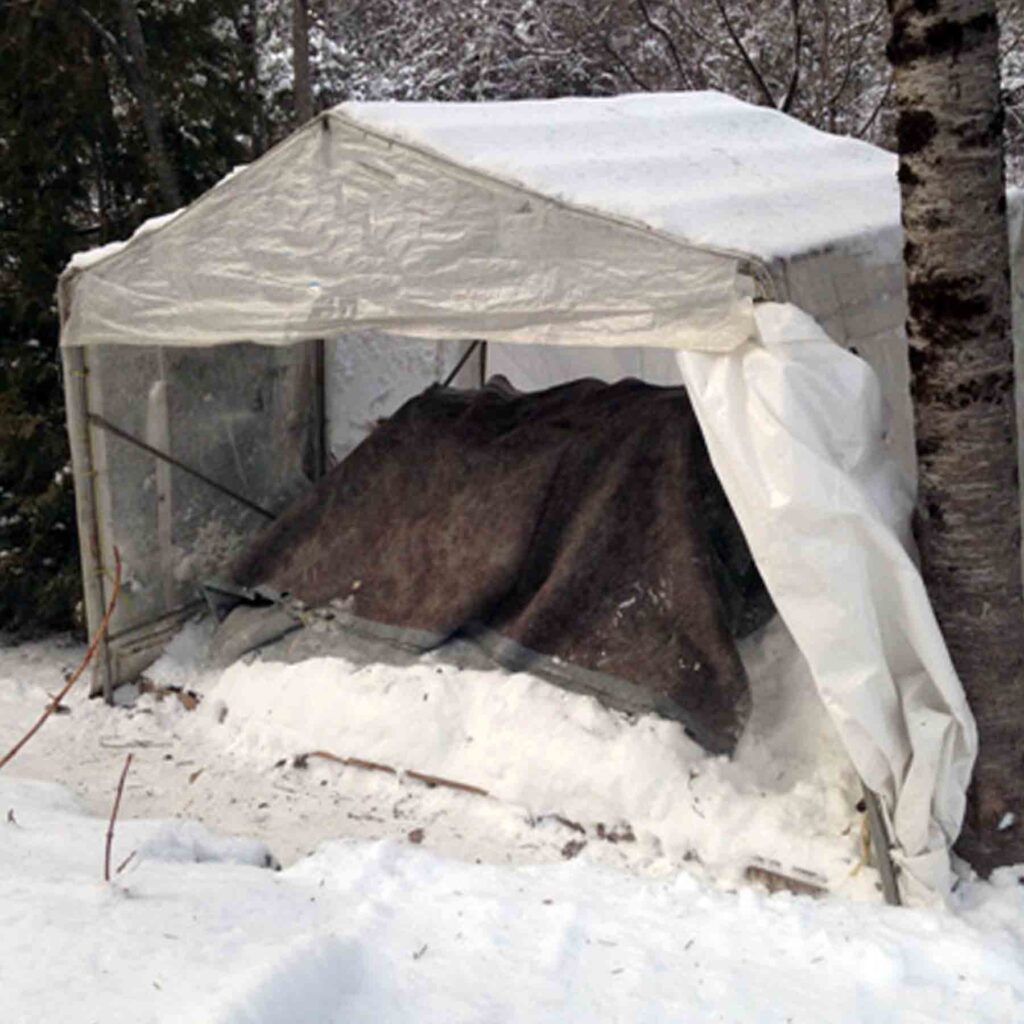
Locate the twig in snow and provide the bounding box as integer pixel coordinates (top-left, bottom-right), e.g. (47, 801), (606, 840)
(115, 850), (138, 876)
(744, 861), (827, 898)
(529, 812), (585, 835)
(405, 768), (488, 797)
(0, 548), (122, 773)
(104, 753), (133, 883)
(295, 750), (490, 798)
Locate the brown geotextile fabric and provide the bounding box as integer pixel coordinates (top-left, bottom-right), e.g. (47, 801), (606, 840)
(230, 377), (772, 754)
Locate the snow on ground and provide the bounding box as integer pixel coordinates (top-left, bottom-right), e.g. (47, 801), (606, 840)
(0, 617), (867, 890)
(4, 776), (1024, 1024)
(3, 619), (1024, 1022)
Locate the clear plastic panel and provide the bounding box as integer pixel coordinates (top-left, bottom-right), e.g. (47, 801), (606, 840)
(85, 342), (318, 679)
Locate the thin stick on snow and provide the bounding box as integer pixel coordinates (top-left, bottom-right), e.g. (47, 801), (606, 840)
(104, 753), (133, 883)
(297, 749), (490, 797)
(115, 850), (137, 876)
(0, 548), (122, 773)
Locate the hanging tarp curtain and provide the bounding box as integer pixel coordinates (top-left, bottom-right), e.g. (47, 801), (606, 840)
(679, 304), (976, 901)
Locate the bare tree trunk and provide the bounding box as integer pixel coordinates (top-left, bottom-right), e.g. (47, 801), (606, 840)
(238, 0), (267, 158)
(117, 0), (182, 208)
(888, 0), (1024, 874)
(293, 0), (313, 126)
(69, 0), (182, 209)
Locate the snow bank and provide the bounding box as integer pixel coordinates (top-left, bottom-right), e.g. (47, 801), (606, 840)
(4, 631), (1024, 1021)
(1, 619), (860, 886)
(3, 774), (1024, 1024)
(199, 617), (866, 894)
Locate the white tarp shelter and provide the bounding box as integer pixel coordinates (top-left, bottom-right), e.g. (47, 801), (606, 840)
(60, 91), (1008, 902)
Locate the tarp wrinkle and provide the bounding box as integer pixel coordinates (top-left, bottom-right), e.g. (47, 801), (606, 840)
(60, 113), (752, 353)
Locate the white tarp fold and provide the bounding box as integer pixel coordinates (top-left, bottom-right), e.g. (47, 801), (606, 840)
(679, 303), (977, 901)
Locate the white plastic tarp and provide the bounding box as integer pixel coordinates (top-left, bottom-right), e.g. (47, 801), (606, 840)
(60, 114), (752, 353)
(679, 303), (977, 901)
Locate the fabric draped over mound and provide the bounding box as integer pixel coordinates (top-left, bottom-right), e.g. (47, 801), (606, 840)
(230, 378), (773, 755)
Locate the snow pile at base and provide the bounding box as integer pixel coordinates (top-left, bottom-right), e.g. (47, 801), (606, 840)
(1, 618), (868, 892)
(3, 775), (1024, 1024)
(194, 616), (868, 895)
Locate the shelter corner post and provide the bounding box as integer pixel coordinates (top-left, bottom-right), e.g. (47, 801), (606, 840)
(313, 338), (327, 480)
(60, 342), (114, 700)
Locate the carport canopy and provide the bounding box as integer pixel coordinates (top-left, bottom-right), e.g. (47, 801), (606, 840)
(58, 92), (977, 905)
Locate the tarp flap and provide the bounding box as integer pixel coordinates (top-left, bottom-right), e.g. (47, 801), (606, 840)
(679, 303), (977, 901)
(61, 114), (751, 352)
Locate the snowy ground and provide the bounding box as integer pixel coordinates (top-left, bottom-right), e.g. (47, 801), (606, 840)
(3, 619), (1024, 1022)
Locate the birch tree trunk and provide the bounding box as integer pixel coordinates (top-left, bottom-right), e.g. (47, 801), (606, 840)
(292, 0), (313, 126)
(888, 0), (1024, 873)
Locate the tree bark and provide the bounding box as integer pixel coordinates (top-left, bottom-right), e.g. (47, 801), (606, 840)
(116, 0), (182, 209)
(69, 0), (182, 209)
(888, 0), (1024, 873)
(237, 0), (267, 158)
(292, 0), (313, 126)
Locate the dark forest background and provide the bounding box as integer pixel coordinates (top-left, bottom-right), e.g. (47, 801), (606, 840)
(1, 0), (1021, 634)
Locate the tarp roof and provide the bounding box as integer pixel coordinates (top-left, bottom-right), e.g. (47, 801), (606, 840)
(60, 91), (900, 353)
(58, 91), (985, 901)
(340, 91), (902, 263)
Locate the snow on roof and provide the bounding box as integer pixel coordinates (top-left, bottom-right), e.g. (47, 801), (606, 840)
(66, 164), (248, 272)
(67, 210), (183, 272)
(337, 91), (901, 263)
(67, 94), (898, 276)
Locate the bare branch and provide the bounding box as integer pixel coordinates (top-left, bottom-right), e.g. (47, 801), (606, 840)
(854, 73), (893, 138)
(602, 37), (654, 92)
(713, 0), (778, 107)
(0, 549), (122, 773)
(64, 0), (182, 208)
(64, 0), (133, 80)
(828, 2), (887, 111)
(635, 0), (691, 88)
(104, 754), (133, 883)
(293, 0), (313, 125)
(781, 0), (803, 113)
